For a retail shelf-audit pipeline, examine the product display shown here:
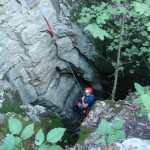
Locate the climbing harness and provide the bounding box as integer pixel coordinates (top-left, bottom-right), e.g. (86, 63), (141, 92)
(25, 0), (55, 37)
(66, 61), (84, 95)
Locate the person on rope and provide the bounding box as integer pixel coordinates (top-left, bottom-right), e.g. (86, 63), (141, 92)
(72, 87), (95, 117)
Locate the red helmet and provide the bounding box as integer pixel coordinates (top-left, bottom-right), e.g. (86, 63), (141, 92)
(84, 87), (93, 94)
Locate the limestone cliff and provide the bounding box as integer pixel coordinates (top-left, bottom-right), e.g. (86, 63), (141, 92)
(0, 0), (103, 119)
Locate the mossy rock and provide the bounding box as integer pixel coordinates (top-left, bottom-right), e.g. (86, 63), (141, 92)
(0, 94), (26, 116)
(77, 127), (95, 144)
(0, 94), (73, 148)
(40, 114), (64, 135)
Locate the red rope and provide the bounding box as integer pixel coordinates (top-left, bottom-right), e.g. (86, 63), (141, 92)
(44, 17), (55, 36)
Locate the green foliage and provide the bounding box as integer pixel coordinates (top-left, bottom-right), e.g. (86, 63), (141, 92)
(98, 119), (114, 135)
(84, 23), (109, 40)
(21, 123), (34, 140)
(38, 144), (51, 150)
(47, 128), (66, 143)
(1, 134), (15, 150)
(0, 117), (66, 150)
(132, 1), (150, 16)
(8, 118), (22, 135)
(48, 145), (63, 150)
(134, 83), (145, 95)
(77, 127), (95, 144)
(78, 0), (150, 74)
(14, 137), (21, 146)
(0, 95), (26, 116)
(134, 82), (150, 121)
(114, 120), (124, 129)
(97, 119), (126, 145)
(145, 22), (150, 31)
(35, 129), (45, 146)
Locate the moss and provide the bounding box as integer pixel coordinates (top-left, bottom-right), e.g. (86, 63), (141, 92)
(49, 114), (64, 129)
(104, 100), (115, 106)
(40, 114), (64, 134)
(2, 73), (9, 81)
(77, 127), (95, 144)
(0, 95), (26, 116)
(97, 99), (126, 115)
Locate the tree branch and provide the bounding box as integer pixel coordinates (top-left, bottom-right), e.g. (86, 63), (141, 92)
(111, 14), (124, 101)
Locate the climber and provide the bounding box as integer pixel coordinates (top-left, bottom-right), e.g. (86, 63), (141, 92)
(72, 87), (95, 117)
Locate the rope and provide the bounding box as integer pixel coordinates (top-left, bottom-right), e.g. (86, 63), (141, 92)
(25, 0), (83, 94)
(37, 6), (55, 36)
(37, 7), (83, 94)
(67, 61), (84, 95)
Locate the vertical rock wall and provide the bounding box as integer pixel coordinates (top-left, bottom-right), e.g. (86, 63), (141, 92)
(0, 0), (103, 119)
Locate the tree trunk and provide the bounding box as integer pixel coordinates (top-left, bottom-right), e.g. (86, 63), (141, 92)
(111, 15), (124, 101)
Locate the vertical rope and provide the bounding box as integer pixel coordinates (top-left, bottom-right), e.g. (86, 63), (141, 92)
(67, 61), (84, 95)
(37, 6), (55, 36)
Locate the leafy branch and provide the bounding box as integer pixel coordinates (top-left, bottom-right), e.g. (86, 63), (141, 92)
(0, 117), (66, 150)
(78, 0), (150, 100)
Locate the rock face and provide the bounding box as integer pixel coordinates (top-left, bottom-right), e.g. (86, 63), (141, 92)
(0, 0), (103, 120)
(116, 138), (150, 150)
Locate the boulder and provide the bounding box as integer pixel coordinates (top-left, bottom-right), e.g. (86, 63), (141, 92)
(116, 138), (150, 150)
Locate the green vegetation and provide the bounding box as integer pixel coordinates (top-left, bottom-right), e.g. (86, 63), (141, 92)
(77, 127), (95, 144)
(0, 82), (149, 149)
(0, 95), (25, 116)
(96, 119), (126, 146)
(1, 0), (150, 149)
(78, 0), (150, 100)
(134, 83), (150, 121)
(0, 117), (66, 150)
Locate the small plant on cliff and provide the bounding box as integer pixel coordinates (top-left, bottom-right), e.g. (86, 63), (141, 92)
(96, 119), (126, 147)
(134, 82), (150, 121)
(0, 117), (66, 150)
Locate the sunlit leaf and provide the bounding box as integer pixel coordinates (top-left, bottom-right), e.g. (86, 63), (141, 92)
(1, 134), (15, 150)
(8, 118), (22, 135)
(133, 2), (149, 15)
(145, 22), (150, 31)
(97, 119), (114, 135)
(49, 145), (63, 150)
(47, 128), (66, 143)
(134, 83), (145, 95)
(114, 120), (124, 129)
(84, 23), (109, 40)
(141, 94), (150, 108)
(35, 129), (44, 146)
(21, 123), (34, 140)
(114, 130), (126, 140)
(14, 137), (21, 146)
(106, 135), (116, 144)
(134, 98), (142, 104)
(96, 138), (106, 145)
(38, 144), (51, 150)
